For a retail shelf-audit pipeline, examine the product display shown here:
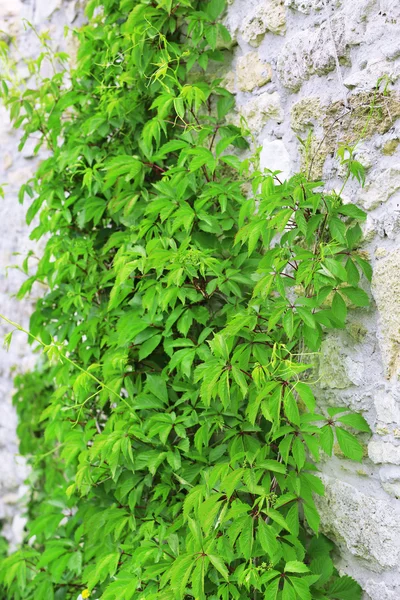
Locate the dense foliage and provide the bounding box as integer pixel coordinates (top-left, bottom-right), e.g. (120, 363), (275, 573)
(0, 0), (372, 598)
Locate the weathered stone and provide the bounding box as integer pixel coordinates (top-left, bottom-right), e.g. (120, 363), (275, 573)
(290, 97), (322, 132)
(382, 138), (400, 156)
(240, 0), (286, 46)
(343, 62), (400, 91)
(259, 139), (292, 180)
(286, 0), (326, 14)
(318, 335), (364, 389)
(300, 92), (400, 180)
(236, 52), (272, 92)
(322, 92), (400, 156)
(34, 0), (62, 22)
(372, 388), (400, 426)
(369, 441), (400, 465)
(317, 475), (400, 571)
(364, 580), (400, 600)
(239, 92), (283, 131)
(277, 24), (345, 91)
(0, 0), (23, 18)
(65, 0), (79, 24)
(379, 465), (400, 498)
(372, 249), (400, 378)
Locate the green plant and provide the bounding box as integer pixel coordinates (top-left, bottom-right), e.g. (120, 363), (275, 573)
(0, 1), (371, 599)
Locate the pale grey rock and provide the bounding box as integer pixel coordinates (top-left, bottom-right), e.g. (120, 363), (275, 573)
(364, 580), (400, 600)
(372, 249), (400, 377)
(277, 25), (341, 91)
(240, 0), (286, 46)
(379, 465), (400, 498)
(239, 92), (283, 131)
(285, 0), (326, 14)
(374, 389), (400, 425)
(368, 441), (400, 465)
(259, 139), (293, 180)
(359, 165), (400, 211)
(236, 52), (272, 91)
(343, 61), (400, 90)
(34, 0), (62, 22)
(277, 0), (375, 90)
(65, 1), (79, 23)
(317, 475), (400, 570)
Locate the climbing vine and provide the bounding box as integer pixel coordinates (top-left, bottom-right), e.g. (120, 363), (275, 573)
(0, 0), (371, 599)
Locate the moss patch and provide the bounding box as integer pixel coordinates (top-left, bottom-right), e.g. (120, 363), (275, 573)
(382, 138), (400, 155)
(296, 90), (400, 179)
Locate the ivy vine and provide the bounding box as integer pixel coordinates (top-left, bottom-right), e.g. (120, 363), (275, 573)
(0, 1), (371, 599)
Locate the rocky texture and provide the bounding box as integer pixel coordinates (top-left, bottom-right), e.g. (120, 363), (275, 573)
(259, 139), (293, 179)
(239, 92), (283, 131)
(236, 52), (272, 91)
(317, 475), (400, 571)
(372, 250), (400, 377)
(0, 0), (82, 550)
(240, 0), (286, 46)
(224, 0), (400, 595)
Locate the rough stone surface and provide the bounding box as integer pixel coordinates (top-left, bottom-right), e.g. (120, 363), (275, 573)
(240, 0), (286, 46)
(259, 139), (293, 179)
(238, 91), (283, 131)
(0, 0), (83, 550)
(317, 475), (400, 571)
(223, 0), (400, 594)
(236, 52), (272, 91)
(372, 250), (400, 377)
(360, 166), (400, 211)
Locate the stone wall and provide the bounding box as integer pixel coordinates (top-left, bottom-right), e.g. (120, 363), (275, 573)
(1, 0), (400, 596)
(221, 0), (400, 596)
(0, 0), (81, 550)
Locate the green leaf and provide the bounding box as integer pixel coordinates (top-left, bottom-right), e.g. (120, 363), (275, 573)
(338, 205), (366, 220)
(282, 579), (296, 600)
(335, 427), (364, 462)
(264, 576), (280, 600)
(332, 292), (347, 325)
(284, 561), (310, 573)
(337, 413), (371, 433)
(257, 520), (280, 557)
(297, 307), (316, 329)
(138, 334), (162, 360)
(208, 554), (228, 581)
(295, 382), (315, 413)
(319, 424), (334, 456)
(303, 502), (320, 534)
(341, 286), (369, 307)
(327, 575), (362, 600)
(289, 576), (312, 600)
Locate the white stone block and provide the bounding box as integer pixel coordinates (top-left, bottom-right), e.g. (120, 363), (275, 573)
(259, 139), (293, 181)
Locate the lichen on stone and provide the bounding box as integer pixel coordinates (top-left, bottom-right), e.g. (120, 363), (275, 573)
(240, 0), (286, 46)
(236, 52), (272, 92)
(323, 91), (400, 150)
(291, 97), (322, 132)
(382, 138), (400, 155)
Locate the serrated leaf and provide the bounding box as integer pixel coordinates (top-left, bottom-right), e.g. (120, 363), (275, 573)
(284, 561), (310, 573)
(208, 554), (228, 581)
(335, 427), (364, 461)
(341, 286), (369, 307)
(337, 413), (370, 433)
